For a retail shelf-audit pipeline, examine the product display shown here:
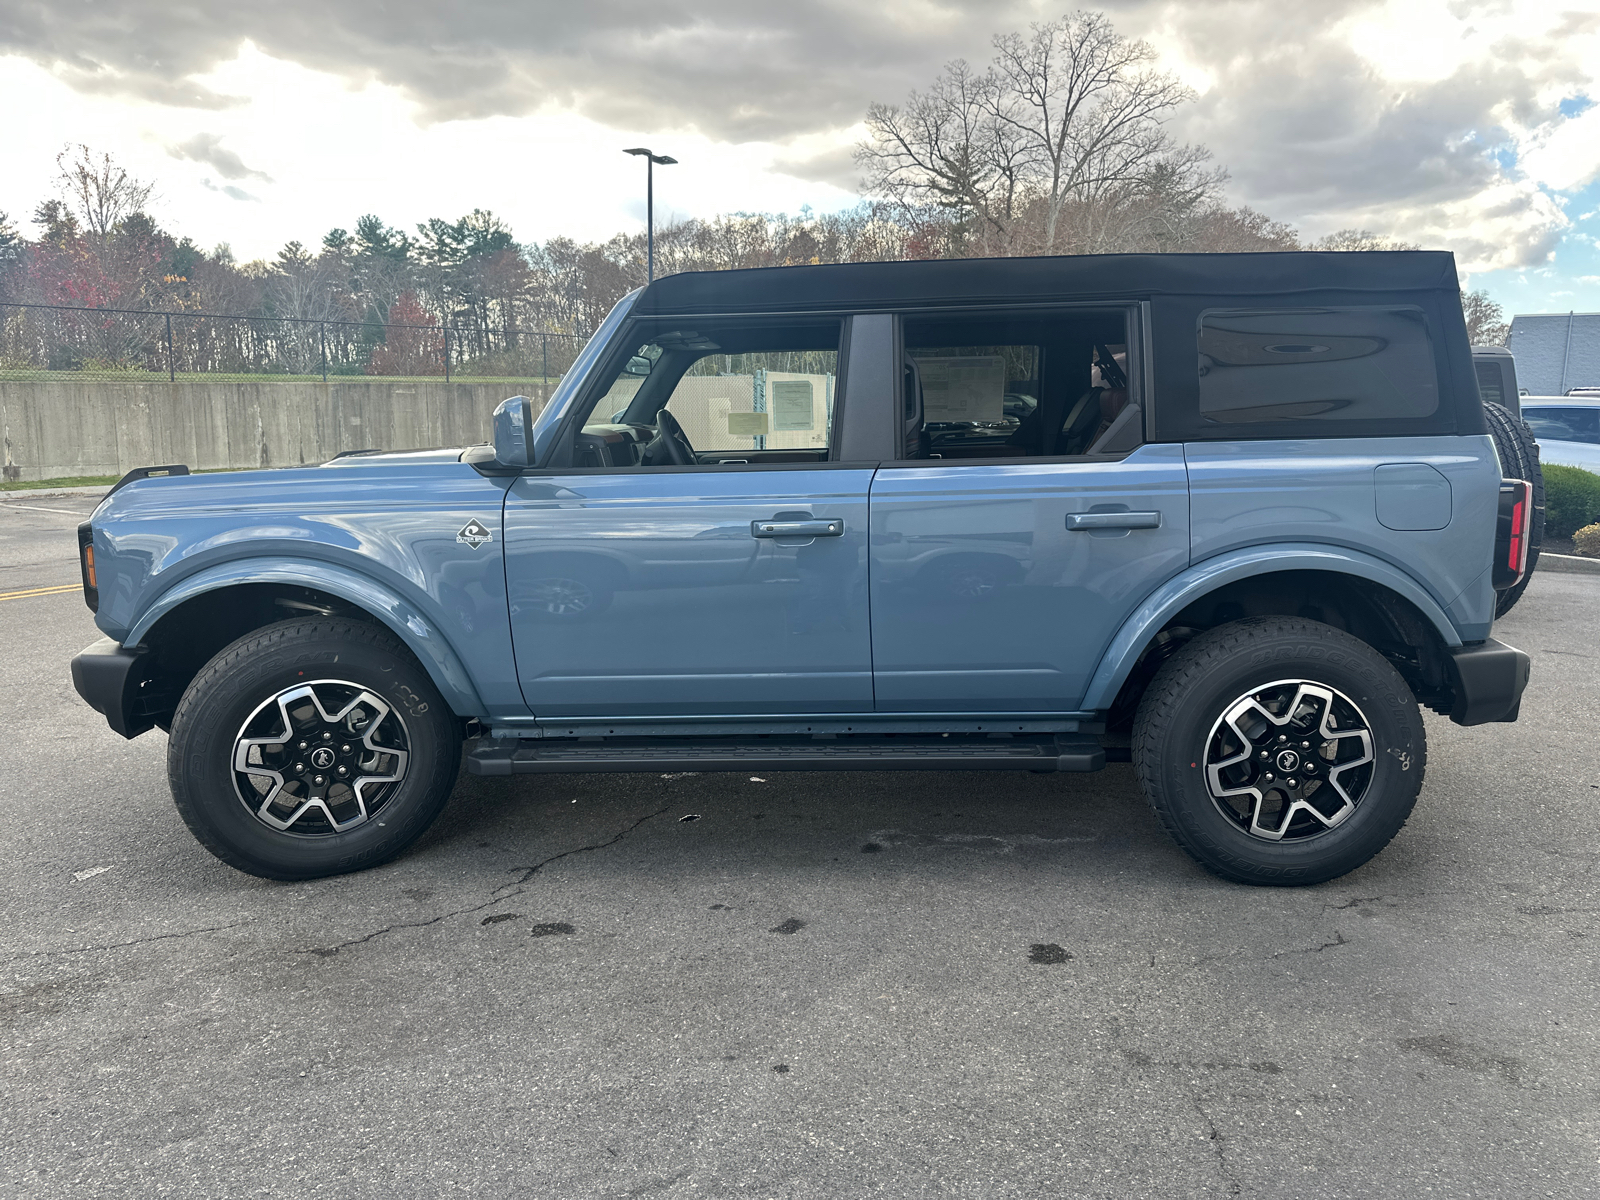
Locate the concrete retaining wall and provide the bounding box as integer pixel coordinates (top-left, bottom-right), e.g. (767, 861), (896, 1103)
(0, 379), (542, 481)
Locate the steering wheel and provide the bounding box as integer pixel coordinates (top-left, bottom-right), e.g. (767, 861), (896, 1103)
(651, 408), (695, 465)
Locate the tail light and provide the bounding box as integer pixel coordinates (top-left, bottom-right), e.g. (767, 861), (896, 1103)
(77, 522), (99, 613)
(1492, 479), (1532, 591)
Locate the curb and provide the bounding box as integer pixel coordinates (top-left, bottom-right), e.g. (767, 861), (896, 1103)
(1538, 552), (1600, 576)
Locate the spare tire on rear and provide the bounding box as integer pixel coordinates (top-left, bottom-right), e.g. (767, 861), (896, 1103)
(1483, 401), (1544, 616)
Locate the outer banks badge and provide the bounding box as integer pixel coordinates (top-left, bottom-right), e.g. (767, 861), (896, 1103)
(456, 518), (493, 549)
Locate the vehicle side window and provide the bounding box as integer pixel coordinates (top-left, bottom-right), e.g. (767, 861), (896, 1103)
(1474, 360), (1505, 407)
(900, 311), (1138, 461)
(1198, 306), (1438, 425)
(664, 351), (836, 454)
(574, 321), (840, 468)
(1524, 407), (1600, 445)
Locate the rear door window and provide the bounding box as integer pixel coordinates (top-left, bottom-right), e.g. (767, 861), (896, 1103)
(1197, 307), (1439, 426)
(899, 311), (1139, 460)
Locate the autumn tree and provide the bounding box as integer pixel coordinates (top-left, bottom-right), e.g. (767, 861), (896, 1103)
(368, 290), (443, 376)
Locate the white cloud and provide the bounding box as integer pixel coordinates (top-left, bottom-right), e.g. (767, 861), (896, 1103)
(0, 46), (859, 259)
(2, 1), (1599, 283)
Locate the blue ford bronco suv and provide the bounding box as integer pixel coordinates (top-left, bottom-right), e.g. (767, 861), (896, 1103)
(71, 251), (1536, 886)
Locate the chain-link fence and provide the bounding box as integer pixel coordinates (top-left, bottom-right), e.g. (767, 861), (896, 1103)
(0, 302), (591, 385)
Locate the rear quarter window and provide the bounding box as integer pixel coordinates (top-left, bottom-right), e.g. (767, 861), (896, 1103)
(1197, 307), (1439, 427)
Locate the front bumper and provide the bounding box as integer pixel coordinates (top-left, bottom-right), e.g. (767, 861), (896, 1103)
(1445, 638), (1530, 726)
(71, 637), (163, 739)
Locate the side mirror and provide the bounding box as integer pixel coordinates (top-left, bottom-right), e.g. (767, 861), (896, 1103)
(492, 396), (535, 468)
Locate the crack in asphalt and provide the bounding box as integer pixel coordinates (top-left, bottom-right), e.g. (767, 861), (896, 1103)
(303, 804), (674, 957)
(1272, 929), (1348, 958)
(1191, 1095), (1243, 1197)
(5, 919), (253, 963)
(1323, 896), (1382, 911)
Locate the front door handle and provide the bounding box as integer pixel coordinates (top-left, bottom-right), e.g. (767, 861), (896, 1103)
(751, 518), (844, 538)
(1066, 511), (1161, 531)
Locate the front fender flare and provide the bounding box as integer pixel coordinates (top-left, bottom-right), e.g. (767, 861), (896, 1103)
(123, 557), (487, 717)
(1079, 543), (1463, 712)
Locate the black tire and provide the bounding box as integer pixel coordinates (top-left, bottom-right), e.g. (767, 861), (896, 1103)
(1133, 617), (1427, 887)
(168, 618), (461, 881)
(1484, 401), (1544, 616)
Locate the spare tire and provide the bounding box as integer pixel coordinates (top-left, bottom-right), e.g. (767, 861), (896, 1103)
(1483, 401), (1545, 616)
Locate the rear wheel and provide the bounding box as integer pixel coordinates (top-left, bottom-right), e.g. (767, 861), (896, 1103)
(1484, 401), (1544, 615)
(1133, 617), (1426, 886)
(168, 619), (461, 880)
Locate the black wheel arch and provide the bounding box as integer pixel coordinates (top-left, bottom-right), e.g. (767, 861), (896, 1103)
(1105, 569), (1457, 734)
(130, 583), (424, 732)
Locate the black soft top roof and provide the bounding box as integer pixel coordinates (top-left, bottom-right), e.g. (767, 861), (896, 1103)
(633, 250), (1461, 316)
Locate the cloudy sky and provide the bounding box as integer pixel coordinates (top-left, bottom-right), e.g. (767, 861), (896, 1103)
(3, 0), (1600, 313)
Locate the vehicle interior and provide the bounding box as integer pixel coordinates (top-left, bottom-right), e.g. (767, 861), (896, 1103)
(901, 311), (1136, 460)
(574, 321), (843, 468)
(569, 309), (1138, 468)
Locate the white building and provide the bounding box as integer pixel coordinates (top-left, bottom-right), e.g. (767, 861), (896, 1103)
(1506, 313), (1600, 396)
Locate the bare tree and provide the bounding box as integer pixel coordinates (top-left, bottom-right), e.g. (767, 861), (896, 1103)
(1310, 229), (1419, 252)
(858, 11), (1205, 254)
(1461, 288), (1509, 346)
(857, 60), (1029, 250)
(56, 145), (156, 239)
(988, 12), (1198, 252)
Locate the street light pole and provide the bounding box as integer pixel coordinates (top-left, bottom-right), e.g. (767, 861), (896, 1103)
(623, 147), (677, 282)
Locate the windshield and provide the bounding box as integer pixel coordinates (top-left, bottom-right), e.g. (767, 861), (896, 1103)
(526, 288), (642, 463)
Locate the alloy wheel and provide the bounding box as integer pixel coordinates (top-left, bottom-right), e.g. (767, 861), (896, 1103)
(1202, 679), (1375, 842)
(232, 680), (410, 835)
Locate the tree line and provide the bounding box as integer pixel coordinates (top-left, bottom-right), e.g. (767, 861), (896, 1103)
(0, 9), (1510, 364)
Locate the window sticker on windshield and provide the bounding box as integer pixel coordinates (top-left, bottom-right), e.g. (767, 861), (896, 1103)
(770, 380), (815, 431)
(728, 411), (769, 436)
(915, 356), (1006, 423)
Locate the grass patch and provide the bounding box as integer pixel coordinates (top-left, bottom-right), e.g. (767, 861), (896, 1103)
(0, 370), (561, 387)
(0, 466), (259, 492)
(1, 474), (119, 491)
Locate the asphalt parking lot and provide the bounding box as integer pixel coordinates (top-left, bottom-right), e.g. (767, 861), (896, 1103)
(2, 491), (1597, 1199)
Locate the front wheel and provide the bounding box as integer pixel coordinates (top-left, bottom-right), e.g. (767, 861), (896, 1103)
(168, 619), (462, 880)
(1133, 617), (1426, 886)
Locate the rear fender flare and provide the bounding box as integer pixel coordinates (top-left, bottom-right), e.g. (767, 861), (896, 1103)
(123, 557), (487, 717)
(1079, 543), (1463, 712)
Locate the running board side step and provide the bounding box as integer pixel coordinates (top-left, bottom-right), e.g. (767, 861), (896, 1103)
(465, 733), (1106, 777)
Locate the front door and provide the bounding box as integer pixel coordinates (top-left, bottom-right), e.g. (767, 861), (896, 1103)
(505, 316), (874, 718)
(506, 471), (873, 717)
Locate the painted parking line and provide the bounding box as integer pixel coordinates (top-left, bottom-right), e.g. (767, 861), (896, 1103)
(0, 502), (91, 516)
(0, 583), (81, 602)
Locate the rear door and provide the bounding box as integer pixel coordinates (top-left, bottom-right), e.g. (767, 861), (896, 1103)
(867, 309), (1190, 712)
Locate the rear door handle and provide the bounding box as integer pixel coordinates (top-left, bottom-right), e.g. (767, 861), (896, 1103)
(751, 519), (844, 538)
(1066, 511), (1161, 531)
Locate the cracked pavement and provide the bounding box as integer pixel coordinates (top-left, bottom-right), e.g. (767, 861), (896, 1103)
(2, 495), (1599, 1198)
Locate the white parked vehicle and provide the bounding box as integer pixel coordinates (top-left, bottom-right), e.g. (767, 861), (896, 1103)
(1521, 397), (1600, 474)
